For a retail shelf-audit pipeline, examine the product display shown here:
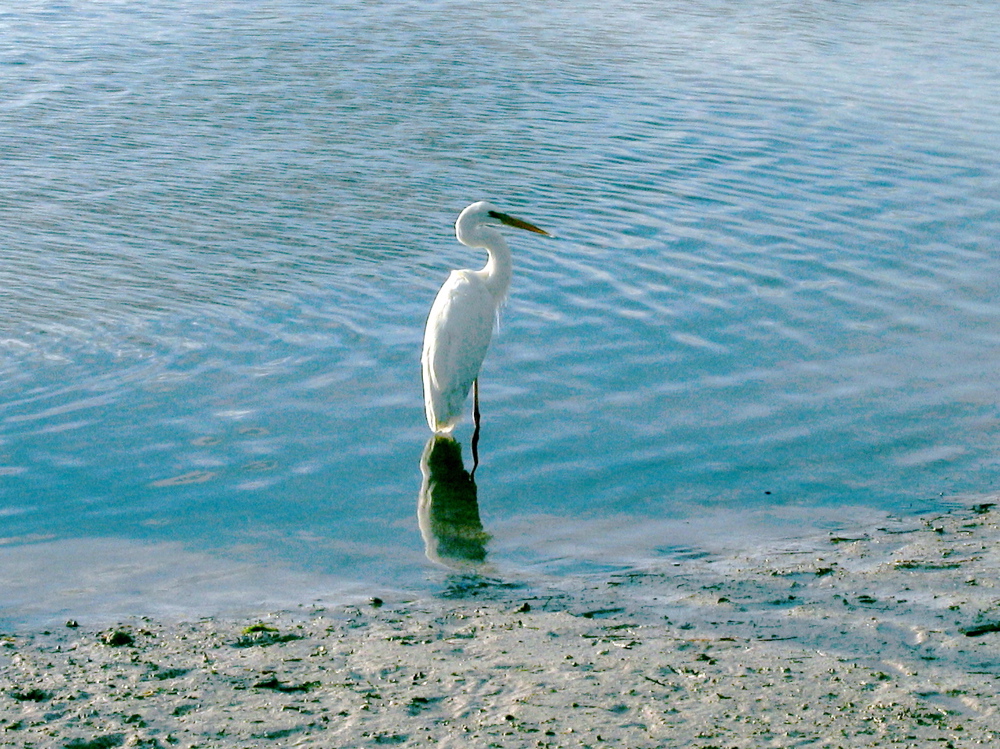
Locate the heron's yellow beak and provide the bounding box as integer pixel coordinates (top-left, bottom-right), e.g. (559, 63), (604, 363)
(488, 210), (551, 236)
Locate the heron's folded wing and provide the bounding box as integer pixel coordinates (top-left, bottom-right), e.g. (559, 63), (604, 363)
(422, 271), (496, 419)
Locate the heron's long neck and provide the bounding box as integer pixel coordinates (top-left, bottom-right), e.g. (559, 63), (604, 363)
(477, 234), (512, 303)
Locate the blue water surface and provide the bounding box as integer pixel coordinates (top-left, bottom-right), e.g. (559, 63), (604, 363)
(2, 0), (1000, 623)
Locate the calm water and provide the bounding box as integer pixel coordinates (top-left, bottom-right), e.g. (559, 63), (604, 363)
(2, 1), (1000, 623)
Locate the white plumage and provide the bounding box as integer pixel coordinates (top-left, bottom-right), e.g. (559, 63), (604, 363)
(421, 201), (549, 434)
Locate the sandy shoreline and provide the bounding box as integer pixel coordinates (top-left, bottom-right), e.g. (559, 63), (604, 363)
(4, 501), (1000, 748)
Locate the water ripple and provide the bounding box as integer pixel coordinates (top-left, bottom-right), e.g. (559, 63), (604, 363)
(2, 1), (1000, 613)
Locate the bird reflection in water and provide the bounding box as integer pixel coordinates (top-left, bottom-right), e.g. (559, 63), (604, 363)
(418, 435), (491, 569)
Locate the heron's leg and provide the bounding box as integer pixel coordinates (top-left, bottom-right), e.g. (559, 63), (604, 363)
(471, 378), (481, 477)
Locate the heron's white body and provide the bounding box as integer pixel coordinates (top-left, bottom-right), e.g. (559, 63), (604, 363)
(421, 202), (543, 434)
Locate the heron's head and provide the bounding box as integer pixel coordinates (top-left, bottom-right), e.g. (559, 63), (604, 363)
(455, 201), (550, 246)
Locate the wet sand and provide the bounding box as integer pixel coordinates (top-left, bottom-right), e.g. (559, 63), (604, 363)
(3, 501), (1000, 748)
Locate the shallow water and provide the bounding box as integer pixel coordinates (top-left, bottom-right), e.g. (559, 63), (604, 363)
(2, 1), (1000, 624)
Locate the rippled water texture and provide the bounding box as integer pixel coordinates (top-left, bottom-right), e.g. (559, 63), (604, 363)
(2, 1), (1000, 621)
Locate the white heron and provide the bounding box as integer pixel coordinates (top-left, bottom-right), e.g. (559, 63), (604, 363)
(421, 201), (550, 441)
